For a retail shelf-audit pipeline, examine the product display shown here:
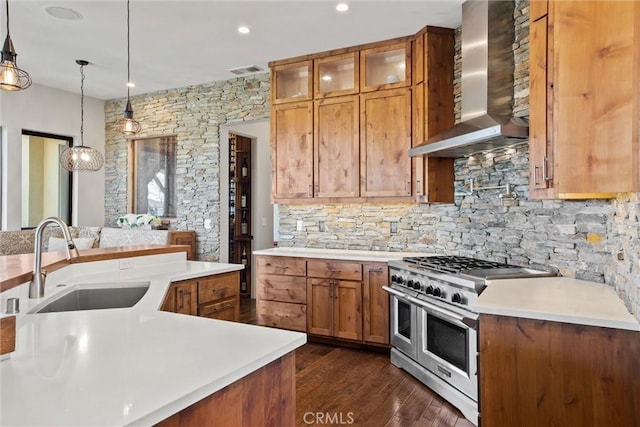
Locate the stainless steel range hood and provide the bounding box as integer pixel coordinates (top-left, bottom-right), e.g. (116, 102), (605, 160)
(409, 0), (528, 158)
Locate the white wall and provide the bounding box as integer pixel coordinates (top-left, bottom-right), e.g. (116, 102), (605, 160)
(0, 83), (105, 229)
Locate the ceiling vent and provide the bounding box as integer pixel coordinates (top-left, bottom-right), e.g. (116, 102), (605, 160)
(227, 65), (265, 76)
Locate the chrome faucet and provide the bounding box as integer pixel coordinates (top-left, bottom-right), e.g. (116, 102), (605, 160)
(29, 217), (80, 299)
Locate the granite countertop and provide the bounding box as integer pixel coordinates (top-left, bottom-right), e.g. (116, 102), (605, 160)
(253, 247), (432, 262)
(0, 252), (306, 426)
(474, 276), (640, 331)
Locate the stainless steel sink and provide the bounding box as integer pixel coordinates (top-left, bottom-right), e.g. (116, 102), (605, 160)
(32, 281), (150, 313)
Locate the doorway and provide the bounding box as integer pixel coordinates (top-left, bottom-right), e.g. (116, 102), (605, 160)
(21, 130), (73, 229)
(220, 119), (272, 299)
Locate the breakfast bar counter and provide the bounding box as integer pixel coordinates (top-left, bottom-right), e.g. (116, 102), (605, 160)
(0, 252), (306, 426)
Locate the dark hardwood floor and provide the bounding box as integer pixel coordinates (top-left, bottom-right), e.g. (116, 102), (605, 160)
(240, 298), (474, 427)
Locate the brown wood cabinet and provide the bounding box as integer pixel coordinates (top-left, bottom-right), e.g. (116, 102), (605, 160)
(360, 88), (412, 197)
(479, 314), (640, 426)
(256, 255), (391, 347)
(307, 260), (362, 341)
(411, 27), (455, 203)
(161, 271), (240, 321)
(314, 95), (360, 198)
(269, 27), (455, 204)
(529, 0), (640, 199)
(271, 60), (313, 105)
(161, 280), (198, 316)
(256, 256), (307, 332)
(362, 263), (389, 345)
(270, 101), (313, 200)
(168, 230), (197, 261)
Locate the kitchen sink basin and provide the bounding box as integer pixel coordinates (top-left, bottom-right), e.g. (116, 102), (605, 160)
(32, 281), (150, 314)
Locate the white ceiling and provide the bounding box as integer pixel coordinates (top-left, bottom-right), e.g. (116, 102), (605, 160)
(6, 0), (462, 100)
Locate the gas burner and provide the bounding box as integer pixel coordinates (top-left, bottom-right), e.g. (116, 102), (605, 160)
(402, 255), (513, 274)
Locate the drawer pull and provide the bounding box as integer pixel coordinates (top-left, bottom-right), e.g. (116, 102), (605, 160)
(369, 267), (383, 272)
(214, 287), (228, 294)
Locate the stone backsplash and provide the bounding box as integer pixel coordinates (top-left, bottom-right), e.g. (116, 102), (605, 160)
(104, 75), (270, 261)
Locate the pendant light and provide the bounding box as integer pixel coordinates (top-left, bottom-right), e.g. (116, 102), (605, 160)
(60, 60), (105, 172)
(0, 0), (31, 91)
(119, 0), (141, 135)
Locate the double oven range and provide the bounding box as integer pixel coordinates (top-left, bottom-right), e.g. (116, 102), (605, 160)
(383, 256), (554, 425)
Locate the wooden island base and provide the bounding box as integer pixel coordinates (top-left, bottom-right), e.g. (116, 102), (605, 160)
(158, 353), (295, 426)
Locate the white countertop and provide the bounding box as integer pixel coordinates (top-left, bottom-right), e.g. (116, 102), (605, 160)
(474, 276), (640, 331)
(253, 247), (431, 262)
(0, 252), (306, 426)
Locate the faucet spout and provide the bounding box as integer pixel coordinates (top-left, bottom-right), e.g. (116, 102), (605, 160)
(29, 217), (80, 299)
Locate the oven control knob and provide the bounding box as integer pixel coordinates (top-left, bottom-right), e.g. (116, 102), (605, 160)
(407, 279), (415, 288)
(452, 292), (463, 304)
(425, 285), (434, 295)
(397, 276), (405, 284)
(414, 281), (423, 291)
(391, 274), (399, 283)
(432, 287), (442, 297)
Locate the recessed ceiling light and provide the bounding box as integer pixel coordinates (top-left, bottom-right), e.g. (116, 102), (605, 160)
(127, 81), (135, 88)
(237, 26), (251, 34)
(45, 6), (82, 21)
(336, 3), (349, 12)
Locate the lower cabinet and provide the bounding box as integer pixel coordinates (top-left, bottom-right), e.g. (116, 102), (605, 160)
(161, 271), (240, 322)
(256, 256), (307, 332)
(256, 255), (390, 346)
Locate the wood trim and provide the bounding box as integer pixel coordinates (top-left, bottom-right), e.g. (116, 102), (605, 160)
(157, 353), (295, 427)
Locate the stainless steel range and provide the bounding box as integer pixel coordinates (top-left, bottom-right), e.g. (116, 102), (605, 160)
(383, 256), (555, 425)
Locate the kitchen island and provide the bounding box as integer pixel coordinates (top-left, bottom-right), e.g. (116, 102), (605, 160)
(0, 250), (306, 426)
(474, 277), (639, 427)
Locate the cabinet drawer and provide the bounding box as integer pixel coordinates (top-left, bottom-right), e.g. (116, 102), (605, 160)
(257, 256), (306, 276)
(257, 274), (307, 304)
(197, 272), (239, 305)
(198, 299), (237, 322)
(307, 259), (362, 280)
(257, 300), (307, 332)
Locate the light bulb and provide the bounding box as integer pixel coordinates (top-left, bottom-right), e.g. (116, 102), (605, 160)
(124, 120), (134, 133)
(0, 61), (19, 86)
(81, 152), (91, 162)
(72, 152), (78, 161)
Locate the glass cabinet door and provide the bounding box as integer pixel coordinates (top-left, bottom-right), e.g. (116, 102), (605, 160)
(314, 52), (359, 98)
(272, 60), (313, 104)
(360, 42), (411, 91)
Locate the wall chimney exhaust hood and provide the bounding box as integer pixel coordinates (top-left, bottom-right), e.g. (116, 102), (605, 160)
(409, 0), (528, 158)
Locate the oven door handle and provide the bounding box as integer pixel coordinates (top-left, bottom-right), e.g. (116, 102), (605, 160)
(382, 286), (410, 300)
(406, 295), (477, 329)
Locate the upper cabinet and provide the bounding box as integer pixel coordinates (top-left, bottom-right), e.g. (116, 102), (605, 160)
(271, 61), (313, 104)
(314, 52), (359, 98)
(529, 0), (640, 199)
(269, 28), (455, 204)
(360, 42), (411, 92)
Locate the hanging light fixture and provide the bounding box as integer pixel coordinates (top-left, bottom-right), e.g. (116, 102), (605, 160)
(1, 0), (31, 91)
(60, 60), (105, 172)
(119, 0), (141, 135)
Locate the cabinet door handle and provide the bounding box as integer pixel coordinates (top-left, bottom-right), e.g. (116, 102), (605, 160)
(542, 157), (549, 181)
(314, 184), (319, 194)
(178, 288), (185, 310)
(534, 165), (541, 185)
(416, 180), (421, 195)
(308, 185), (312, 197)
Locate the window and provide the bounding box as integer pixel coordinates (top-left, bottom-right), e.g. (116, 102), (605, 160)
(129, 136), (177, 218)
(21, 130), (72, 228)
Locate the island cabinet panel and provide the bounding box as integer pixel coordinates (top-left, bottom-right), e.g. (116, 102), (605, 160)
(167, 230), (197, 261)
(157, 352), (295, 427)
(362, 263), (390, 345)
(360, 88), (412, 197)
(479, 314), (640, 427)
(161, 271), (240, 322)
(256, 256), (308, 332)
(161, 281), (197, 316)
(0, 316), (16, 355)
(529, 0), (640, 199)
(313, 96), (360, 198)
(271, 101), (314, 200)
